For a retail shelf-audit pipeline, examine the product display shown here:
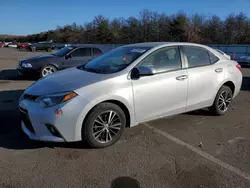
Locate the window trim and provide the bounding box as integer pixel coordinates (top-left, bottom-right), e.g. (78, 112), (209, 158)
(133, 45), (184, 75)
(180, 45), (220, 69)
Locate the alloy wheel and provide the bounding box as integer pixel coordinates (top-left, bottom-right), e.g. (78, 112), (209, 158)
(218, 90), (232, 112)
(92, 110), (122, 143)
(42, 66), (56, 77)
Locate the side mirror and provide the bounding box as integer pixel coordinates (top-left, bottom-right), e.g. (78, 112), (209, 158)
(131, 66), (155, 80)
(65, 54), (72, 59)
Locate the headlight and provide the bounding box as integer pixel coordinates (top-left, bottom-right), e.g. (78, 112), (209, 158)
(22, 63), (32, 68)
(35, 91), (77, 108)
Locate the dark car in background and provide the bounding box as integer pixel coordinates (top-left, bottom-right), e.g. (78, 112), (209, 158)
(27, 41), (56, 52)
(17, 45), (109, 78)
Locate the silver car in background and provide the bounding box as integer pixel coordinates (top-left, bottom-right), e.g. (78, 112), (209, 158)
(19, 42), (243, 148)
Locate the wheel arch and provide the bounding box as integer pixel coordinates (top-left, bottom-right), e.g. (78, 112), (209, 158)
(76, 96), (137, 141)
(217, 79), (236, 96)
(41, 63), (59, 70)
(212, 79), (236, 105)
(222, 81), (235, 95)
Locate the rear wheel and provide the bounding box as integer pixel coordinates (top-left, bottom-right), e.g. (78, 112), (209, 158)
(82, 102), (126, 148)
(40, 65), (57, 78)
(47, 48), (52, 52)
(209, 85), (233, 116)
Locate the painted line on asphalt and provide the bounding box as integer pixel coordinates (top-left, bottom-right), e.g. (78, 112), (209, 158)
(143, 123), (250, 182)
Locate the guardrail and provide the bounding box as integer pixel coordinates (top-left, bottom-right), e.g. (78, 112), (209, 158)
(208, 44), (250, 63)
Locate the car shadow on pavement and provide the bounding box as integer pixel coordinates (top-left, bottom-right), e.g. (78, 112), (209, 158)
(0, 89), (91, 150)
(0, 89), (42, 149)
(185, 109), (214, 116)
(242, 77), (250, 91)
(111, 177), (141, 188)
(0, 69), (36, 81)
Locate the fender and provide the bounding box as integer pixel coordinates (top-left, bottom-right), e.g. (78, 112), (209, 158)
(212, 78), (236, 103)
(74, 95), (138, 141)
(46, 63), (60, 70)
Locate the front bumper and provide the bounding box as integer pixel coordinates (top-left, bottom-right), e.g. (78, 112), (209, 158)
(17, 67), (39, 76)
(20, 95), (89, 142)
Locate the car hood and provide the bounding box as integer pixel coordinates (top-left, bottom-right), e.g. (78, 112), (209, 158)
(24, 67), (110, 96)
(22, 54), (58, 62)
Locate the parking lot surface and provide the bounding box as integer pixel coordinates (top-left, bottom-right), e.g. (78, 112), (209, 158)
(1, 48), (250, 188)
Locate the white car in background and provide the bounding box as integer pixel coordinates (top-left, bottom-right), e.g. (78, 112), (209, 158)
(215, 49), (231, 59)
(8, 43), (18, 48)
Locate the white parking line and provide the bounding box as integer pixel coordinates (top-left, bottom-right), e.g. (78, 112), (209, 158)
(143, 123), (250, 182)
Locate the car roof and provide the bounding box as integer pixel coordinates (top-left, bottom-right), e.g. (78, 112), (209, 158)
(123, 42), (210, 48)
(121, 42), (227, 60)
(70, 44), (110, 53)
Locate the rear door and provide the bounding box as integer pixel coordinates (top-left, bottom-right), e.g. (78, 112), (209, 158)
(64, 47), (92, 68)
(180, 45), (225, 111)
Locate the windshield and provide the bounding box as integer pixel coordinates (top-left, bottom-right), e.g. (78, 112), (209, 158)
(53, 47), (74, 57)
(78, 46), (151, 74)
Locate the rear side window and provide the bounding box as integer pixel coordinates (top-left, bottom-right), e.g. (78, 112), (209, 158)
(92, 48), (103, 56)
(209, 51), (219, 63)
(182, 46), (211, 68)
(71, 48), (91, 57)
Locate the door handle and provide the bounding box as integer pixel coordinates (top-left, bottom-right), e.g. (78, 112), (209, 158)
(215, 68), (223, 73)
(176, 75), (188, 81)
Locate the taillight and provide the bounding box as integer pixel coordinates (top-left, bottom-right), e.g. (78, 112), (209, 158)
(236, 64), (241, 71)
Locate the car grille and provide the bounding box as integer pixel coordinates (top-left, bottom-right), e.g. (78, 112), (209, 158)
(19, 107), (35, 134)
(23, 94), (38, 101)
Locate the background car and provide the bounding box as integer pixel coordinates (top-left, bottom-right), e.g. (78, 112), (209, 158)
(7, 42), (18, 48)
(19, 42), (242, 148)
(17, 45), (109, 78)
(27, 41), (56, 52)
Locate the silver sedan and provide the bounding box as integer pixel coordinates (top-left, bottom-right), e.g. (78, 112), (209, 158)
(19, 42), (243, 148)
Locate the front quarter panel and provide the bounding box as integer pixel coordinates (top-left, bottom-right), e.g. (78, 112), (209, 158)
(74, 74), (136, 140)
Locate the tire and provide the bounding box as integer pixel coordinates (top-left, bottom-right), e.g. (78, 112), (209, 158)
(30, 47), (36, 52)
(82, 102), (126, 148)
(47, 48), (52, 52)
(40, 65), (57, 78)
(209, 85), (233, 116)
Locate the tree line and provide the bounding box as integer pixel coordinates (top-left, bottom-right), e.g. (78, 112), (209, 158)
(2, 10), (250, 44)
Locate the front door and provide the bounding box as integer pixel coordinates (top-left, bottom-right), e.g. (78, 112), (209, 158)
(63, 47), (93, 68)
(131, 46), (188, 122)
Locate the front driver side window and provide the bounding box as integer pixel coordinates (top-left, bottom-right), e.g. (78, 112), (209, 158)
(139, 46), (182, 73)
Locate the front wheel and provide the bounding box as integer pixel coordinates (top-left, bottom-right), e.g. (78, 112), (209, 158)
(82, 102), (126, 148)
(40, 65), (57, 78)
(209, 85), (233, 116)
